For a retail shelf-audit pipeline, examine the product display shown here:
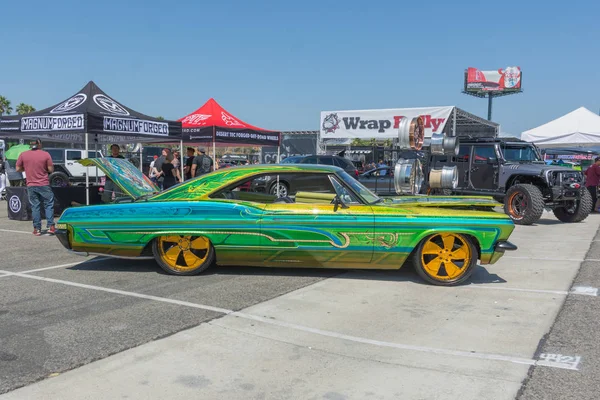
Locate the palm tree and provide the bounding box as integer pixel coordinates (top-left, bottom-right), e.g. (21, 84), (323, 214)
(16, 103), (36, 115)
(0, 96), (12, 116)
(156, 116), (165, 120)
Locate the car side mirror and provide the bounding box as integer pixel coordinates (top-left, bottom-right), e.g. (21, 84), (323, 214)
(333, 195), (349, 211)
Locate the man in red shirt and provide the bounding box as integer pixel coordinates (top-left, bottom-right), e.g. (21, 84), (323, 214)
(16, 139), (56, 236)
(584, 157), (600, 213)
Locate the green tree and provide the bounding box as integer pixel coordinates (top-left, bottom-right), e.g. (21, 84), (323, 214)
(156, 116), (165, 120)
(16, 103), (36, 115)
(0, 96), (12, 116)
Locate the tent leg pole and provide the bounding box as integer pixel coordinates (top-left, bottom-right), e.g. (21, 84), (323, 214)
(94, 141), (98, 184)
(180, 139), (184, 180)
(277, 146), (280, 164)
(85, 133), (89, 205)
(213, 141), (216, 169)
(139, 143), (143, 172)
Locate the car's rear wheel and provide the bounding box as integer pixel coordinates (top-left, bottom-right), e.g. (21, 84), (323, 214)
(153, 235), (214, 275)
(413, 233), (477, 286)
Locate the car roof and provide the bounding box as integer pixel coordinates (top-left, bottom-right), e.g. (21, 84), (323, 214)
(149, 163), (343, 202)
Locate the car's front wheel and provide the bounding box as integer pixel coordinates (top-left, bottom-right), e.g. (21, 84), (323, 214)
(553, 187), (593, 223)
(153, 235), (215, 275)
(413, 233), (477, 286)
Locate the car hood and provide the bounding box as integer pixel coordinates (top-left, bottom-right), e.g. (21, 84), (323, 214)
(78, 158), (159, 200)
(504, 162), (581, 175)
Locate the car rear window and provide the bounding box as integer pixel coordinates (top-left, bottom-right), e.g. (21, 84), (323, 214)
(319, 156), (335, 165)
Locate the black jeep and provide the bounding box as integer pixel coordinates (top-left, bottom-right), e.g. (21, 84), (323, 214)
(428, 137), (592, 225)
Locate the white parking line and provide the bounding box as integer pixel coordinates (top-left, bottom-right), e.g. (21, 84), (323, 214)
(0, 258), (108, 278)
(0, 228), (34, 235)
(0, 269), (581, 371)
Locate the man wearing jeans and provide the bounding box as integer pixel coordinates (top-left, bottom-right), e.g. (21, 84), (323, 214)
(16, 139), (55, 236)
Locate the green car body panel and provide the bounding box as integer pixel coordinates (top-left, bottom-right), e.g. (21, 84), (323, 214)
(56, 159), (515, 270)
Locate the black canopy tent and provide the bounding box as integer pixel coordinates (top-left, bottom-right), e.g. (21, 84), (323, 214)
(0, 81), (182, 204)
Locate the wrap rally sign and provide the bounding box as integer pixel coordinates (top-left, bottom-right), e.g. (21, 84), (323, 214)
(21, 114), (85, 132)
(320, 106), (454, 139)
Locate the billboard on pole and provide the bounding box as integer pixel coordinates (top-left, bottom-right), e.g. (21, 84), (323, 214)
(464, 67), (522, 94)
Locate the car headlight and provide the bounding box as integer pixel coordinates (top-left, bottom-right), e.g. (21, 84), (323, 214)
(56, 223), (68, 230)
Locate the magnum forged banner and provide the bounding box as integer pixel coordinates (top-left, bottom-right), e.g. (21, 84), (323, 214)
(21, 114), (85, 132)
(102, 117), (169, 135)
(320, 107), (454, 139)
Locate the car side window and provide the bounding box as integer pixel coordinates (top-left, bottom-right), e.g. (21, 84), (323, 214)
(473, 146), (497, 163)
(302, 156), (318, 164)
(66, 151), (82, 161)
(456, 145), (471, 162)
(47, 149), (64, 163)
(329, 175), (361, 204)
(210, 172), (337, 203)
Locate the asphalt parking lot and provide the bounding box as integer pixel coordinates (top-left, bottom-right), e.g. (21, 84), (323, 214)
(0, 207), (599, 399)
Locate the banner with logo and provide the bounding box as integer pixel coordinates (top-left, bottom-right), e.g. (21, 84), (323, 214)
(320, 106), (454, 139)
(261, 133), (318, 163)
(0, 81), (181, 143)
(6, 187), (31, 221)
(464, 67), (522, 94)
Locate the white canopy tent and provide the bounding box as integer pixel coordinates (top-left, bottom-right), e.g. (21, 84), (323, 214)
(521, 107), (600, 148)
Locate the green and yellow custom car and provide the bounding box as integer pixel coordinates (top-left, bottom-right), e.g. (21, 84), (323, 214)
(55, 158), (517, 286)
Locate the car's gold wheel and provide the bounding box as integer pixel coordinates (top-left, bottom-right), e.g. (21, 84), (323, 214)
(413, 233), (477, 286)
(153, 235), (214, 275)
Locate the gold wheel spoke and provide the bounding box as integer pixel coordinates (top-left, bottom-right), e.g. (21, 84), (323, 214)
(190, 237), (209, 250)
(423, 241), (443, 255)
(450, 247), (468, 260)
(443, 261), (460, 278)
(442, 234), (455, 251)
(424, 258), (442, 275)
(165, 246), (181, 260)
(163, 235), (180, 244)
(183, 250), (201, 267)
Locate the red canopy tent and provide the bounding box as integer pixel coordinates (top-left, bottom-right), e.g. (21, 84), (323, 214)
(178, 98), (281, 155)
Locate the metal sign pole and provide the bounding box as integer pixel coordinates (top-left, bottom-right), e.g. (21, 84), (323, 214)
(487, 94), (493, 121)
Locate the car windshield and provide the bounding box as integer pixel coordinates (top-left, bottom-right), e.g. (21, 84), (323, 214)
(336, 170), (381, 204)
(501, 145), (542, 162)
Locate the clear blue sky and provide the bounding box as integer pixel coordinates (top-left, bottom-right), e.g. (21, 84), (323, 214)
(1, 0), (599, 136)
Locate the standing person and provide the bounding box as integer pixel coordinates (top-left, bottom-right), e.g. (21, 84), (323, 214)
(172, 151), (181, 169)
(584, 156), (600, 212)
(102, 144), (125, 203)
(152, 148), (171, 190)
(191, 148), (214, 178)
(15, 139), (55, 236)
(148, 155), (159, 182)
(0, 155), (6, 200)
(161, 154), (181, 190)
(184, 147), (195, 180)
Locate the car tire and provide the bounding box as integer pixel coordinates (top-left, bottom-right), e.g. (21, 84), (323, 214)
(413, 233), (477, 286)
(152, 235), (215, 276)
(504, 184), (544, 225)
(553, 187), (593, 223)
(269, 182), (289, 198)
(49, 171), (70, 187)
